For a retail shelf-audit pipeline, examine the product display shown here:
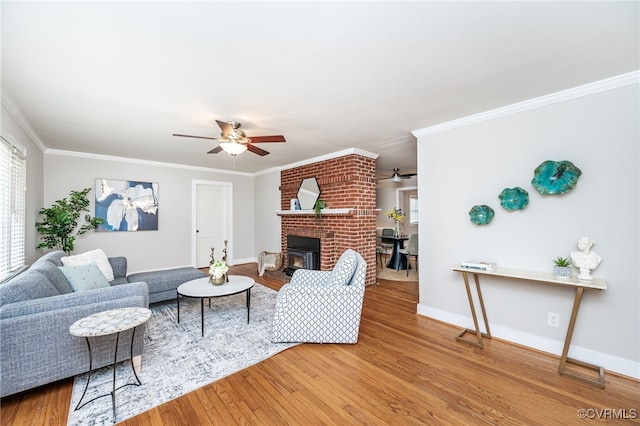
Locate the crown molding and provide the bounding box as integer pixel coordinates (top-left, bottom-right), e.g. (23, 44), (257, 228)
(45, 149), (254, 176)
(412, 70), (640, 138)
(46, 147), (379, 178)
(1, 90), (48, 153)
(278, 147), (379, 172)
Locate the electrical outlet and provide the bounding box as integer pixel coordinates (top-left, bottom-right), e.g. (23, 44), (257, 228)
(548, 312), (560, 328)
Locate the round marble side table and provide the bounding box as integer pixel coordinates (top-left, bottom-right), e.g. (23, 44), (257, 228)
(70, 307), (151, 423)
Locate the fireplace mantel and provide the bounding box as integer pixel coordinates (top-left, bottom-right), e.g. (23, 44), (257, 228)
(276, 208), (354, 216)
(287, 228), (335, 239)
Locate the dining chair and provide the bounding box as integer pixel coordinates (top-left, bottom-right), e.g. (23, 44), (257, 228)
(377, 228), (394, 268)
(398, 233), (418, 276)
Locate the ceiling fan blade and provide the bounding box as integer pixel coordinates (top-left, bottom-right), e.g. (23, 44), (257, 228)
(207, 146), (223, 154)
(215, 120), (233, 136)
(246, 143), (270, 156)
(173, 133), (219, 141)
(249, 135), (286, 143)
(392, 168), (417, 178)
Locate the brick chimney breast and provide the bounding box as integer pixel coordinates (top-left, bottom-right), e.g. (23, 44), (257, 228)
(279, 154), (377, 286)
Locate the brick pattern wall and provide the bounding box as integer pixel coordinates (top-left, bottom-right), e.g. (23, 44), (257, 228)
(279, 154), (377, 286)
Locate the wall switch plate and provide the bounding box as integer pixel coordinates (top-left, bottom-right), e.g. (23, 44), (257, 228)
(548, 312), (560, 328)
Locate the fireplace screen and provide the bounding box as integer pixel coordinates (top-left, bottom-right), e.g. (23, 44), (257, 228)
(286, 235), (320, 276)
(288, 249), (315, 270)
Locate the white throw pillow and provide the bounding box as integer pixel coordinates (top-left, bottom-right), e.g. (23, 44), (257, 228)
(61, 249), (114, 282)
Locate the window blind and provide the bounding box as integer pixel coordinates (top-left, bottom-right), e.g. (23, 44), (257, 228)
(0, 136), (26, 282)
(409, 195), (418, 224)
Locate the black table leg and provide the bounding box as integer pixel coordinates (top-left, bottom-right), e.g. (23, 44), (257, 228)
(176, 292), (180, 323)
(111, 331), (120, 423)
(73, 325), (144, 423)
(129, 327), (143, 386)
(75, 338), (94, 411)
(246, 288), (251, 323)
(200, 298), (204, 337)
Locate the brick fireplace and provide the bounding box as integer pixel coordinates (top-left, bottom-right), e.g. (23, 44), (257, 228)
(278, 151), (378, 286)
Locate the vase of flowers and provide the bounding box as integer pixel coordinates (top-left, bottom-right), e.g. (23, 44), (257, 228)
(209, 261), (229, 285)
(384, 207), (405, 237)
(208, 246), (229, 285)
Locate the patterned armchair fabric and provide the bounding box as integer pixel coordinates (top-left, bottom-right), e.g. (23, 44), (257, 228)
(271, 249), (367, 344)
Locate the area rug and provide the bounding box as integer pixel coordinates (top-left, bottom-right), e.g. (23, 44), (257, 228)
(376, 264), (419, 282)
(67, 283), (297, 425)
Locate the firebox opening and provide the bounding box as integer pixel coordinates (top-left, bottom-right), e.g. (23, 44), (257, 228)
(285, 235), (320, 276)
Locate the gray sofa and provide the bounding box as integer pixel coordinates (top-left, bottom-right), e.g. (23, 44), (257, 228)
(0, 250), (205, 397)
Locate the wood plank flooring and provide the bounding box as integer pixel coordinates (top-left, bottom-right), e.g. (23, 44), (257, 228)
(2, 263), (639, 425)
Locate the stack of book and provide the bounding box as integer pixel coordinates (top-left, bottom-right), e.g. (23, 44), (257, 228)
(460, 260), (497, 271)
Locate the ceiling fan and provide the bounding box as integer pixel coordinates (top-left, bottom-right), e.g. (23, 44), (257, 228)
(173, 120), (286, 156)
(379, 168), (417, 183)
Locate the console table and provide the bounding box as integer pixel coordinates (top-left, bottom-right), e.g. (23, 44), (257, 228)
(452, 266), (607, 388)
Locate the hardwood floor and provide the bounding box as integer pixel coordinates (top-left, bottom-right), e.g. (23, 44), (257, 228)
(3, 263), (639, 425)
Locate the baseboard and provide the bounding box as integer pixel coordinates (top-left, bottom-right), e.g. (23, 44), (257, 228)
(417, 303), (640, 380)
(233, 257), (257, 266)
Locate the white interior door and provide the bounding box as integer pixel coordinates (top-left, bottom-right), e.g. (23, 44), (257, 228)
(195, 183), (228, 268)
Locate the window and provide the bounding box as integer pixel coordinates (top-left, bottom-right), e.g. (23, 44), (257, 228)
(409, 195), (418, 224)
(1, 136), (26, 282)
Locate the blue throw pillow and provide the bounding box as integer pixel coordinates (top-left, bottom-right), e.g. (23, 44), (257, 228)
(59, 262), (110, 292)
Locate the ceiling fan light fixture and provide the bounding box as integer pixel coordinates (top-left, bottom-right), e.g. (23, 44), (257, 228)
(219, 141), (247, 156)
(391, 173), (402, 183)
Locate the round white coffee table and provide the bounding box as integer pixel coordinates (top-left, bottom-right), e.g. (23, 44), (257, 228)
(177, 275), (255, 337)
(70, 307), (151, 424)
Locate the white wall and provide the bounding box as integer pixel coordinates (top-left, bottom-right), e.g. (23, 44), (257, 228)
(43, 153), (256, 273)
(376, 177), (417, 233)
(415, 76), (639, 378)
(253, 169), (282, 254)
(1, 103), (44, 266)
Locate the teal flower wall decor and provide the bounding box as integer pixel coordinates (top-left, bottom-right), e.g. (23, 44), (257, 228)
(469, 204), (495, 225)
(531, 160), (582, 195)
(498, 187), (529, 211)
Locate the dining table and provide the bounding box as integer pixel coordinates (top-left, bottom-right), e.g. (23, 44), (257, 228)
(383, 235), (410, 270)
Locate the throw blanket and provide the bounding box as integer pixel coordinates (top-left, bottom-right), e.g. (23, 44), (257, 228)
(258, 252), (277, 276)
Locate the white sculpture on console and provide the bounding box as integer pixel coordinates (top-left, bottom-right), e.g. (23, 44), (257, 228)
(570, 237), (601, 280)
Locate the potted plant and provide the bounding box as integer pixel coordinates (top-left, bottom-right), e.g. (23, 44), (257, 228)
(314, 200), (326, 220)
(35, 187), (103, 255)
(553, 256), (572, 278)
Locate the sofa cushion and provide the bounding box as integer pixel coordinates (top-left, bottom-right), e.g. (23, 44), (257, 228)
(59, 263), (110, 292)
(327, 249), (358, 286)
(61, 249), (114, 281)
(108, 257), (127, 279)
(33, 261), (73, 295)
(110, 277), (130, 286)
(127, 267), (206, 294)
(32, 250), (65, 267)
(0, 270), (60, 306)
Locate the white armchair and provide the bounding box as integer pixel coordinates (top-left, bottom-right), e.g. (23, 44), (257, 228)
(271, 249), (367, 344)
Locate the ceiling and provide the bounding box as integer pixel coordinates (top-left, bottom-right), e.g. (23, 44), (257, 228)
(2, 2), (638, 179)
